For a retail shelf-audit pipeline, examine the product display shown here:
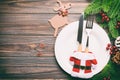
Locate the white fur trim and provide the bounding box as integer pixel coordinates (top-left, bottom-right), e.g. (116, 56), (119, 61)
(92, 64), (97, 70)
(71, 52), (96, 60)
(69, 61), (74, 66)
(70, 71), (94, 79)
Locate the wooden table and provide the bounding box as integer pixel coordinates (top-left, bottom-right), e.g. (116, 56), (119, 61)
(0, 0), (89, 79)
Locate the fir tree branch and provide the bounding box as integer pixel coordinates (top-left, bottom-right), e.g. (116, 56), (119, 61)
(108, 20), (119, 38)
(108, 0), (120, 18)
(84, 2), (101, 15)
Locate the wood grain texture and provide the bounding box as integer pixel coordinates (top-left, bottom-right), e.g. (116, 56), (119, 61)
(0, 0), (90, 79)
(0, 14), (81, 35)
(0, 0), (89, 13)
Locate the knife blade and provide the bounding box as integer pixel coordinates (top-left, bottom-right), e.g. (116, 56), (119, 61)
(77, 14), (83, 52)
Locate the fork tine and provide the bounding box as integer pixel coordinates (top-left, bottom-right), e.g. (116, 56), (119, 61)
(90, 15), (94, 28)
(86, 15), (94, 28)
(86, 17), (89, 28)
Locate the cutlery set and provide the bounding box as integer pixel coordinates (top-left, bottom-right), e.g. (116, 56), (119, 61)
(69, 14), (97, 78)
(77, 14), (94, 53)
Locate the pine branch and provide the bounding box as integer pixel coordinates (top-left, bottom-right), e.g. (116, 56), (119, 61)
(92, 61), (114, 80)
(108, 20), (119, 38)
(93, 0), (102, 3)
(117, 10), (120, 20)
(108, 0), (120, 18)
(85, 2), (101, 15)
(102, 0), (112, 12)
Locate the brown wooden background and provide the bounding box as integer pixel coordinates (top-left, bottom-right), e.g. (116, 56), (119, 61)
(0, 0), (89, 79)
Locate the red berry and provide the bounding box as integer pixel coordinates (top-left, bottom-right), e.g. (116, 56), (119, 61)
(106, 18), (109, 22)
(102, 17), (105, 19)
(107, 43), (111, 47)
(106, 47), (109, 50)
(102, 13), (105, 17)
(116, 26), (119, 29)
(107, 76), (111, 80)
(117, 22), (120, 26)
(110, 51), (113, 55)
(102, 17), (105, 22)
(104, 15), (108, 19)
(103, 78), (106, 80)
(113, 46), (116, 49)
(110, 47), (113, 50)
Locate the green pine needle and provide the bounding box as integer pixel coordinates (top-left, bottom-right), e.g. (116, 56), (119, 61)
(84, 2), (101, 15)
(108, 20), (119, 38)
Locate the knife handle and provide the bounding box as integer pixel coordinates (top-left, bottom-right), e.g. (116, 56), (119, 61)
(85, 47), (89, 53)
(78, 44), (82, 52)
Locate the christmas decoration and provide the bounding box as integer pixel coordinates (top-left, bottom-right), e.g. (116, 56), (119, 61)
(84, 0), (120, 39)
(115, 21), (120, 29)
(48, 0), (71, 37)
(99, 11), (110, 23)
(106, 43), (111, 51)
(106, 43), (118, 55)
(69, 51), (97, 79)
(105, 37), (120, 65)
(112, 51), (120, 64)
(115, 36), (120, 50)
(111, 36), (120, 64)
(69, 17), (98, 78)
(106, 44), (120, 64)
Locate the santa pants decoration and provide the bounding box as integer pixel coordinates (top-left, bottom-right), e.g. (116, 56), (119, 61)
(69, 51), (97, 79)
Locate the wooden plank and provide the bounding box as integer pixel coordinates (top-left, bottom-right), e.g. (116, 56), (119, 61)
(0, 57), (56, 67)
(0, 14), (81, 26)
(0, 79), (67, 80)
(0, 25), (53, 35)
(0, 67), (67, 79)
(0, 0), (90, 79)
(0, 13), (51, 26)
(0, 13), (81, 35)
(0, 36), (55, 57)
(0, 57), (67, 79)
(0, 43), (54, 54)
(0, 0), (89, 14)
(0, 52), (54, 57)
(0, 35), (55, 44)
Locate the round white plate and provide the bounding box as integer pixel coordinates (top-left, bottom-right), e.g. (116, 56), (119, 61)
(55, 21), (110, 78)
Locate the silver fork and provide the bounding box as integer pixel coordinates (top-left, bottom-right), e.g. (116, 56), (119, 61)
(85, 15), (94, 53)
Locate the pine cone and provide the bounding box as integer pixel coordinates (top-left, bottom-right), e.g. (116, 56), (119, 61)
(112, 51), (120, 64)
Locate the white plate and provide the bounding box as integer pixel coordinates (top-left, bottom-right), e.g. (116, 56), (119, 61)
(55, 21), (110, 78)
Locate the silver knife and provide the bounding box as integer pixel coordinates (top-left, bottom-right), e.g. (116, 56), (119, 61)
(77, 14), (84, 52)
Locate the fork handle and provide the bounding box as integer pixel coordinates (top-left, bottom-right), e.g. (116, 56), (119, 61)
(86, 36), (89, 47)
(85, 36), (89, 53)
